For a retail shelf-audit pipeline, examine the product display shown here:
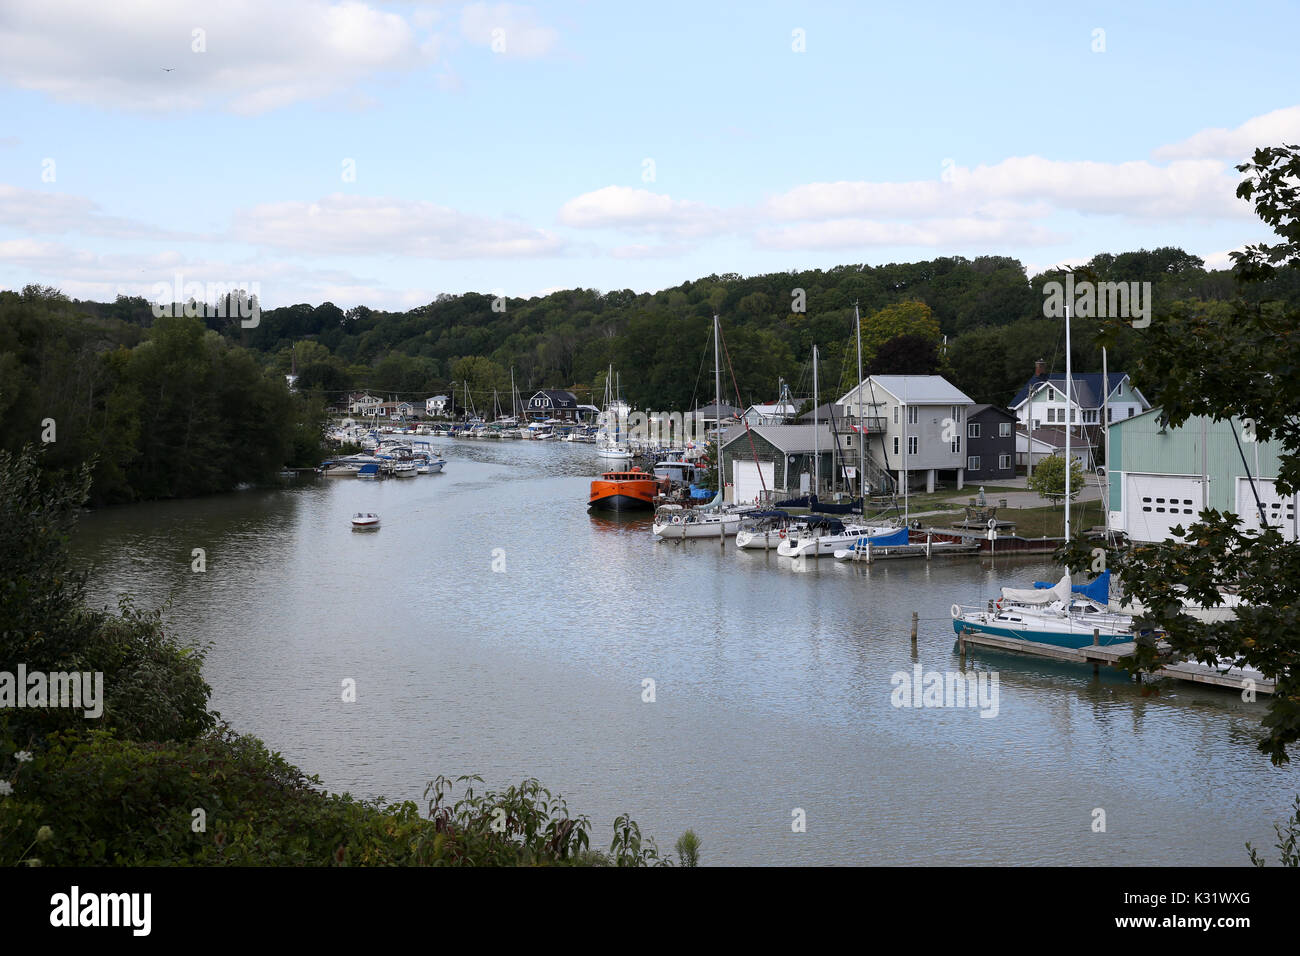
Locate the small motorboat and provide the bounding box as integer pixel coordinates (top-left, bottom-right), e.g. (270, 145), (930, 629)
(351, 513), (381, 530)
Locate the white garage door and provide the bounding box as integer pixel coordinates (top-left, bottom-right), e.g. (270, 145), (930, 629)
(1235, 477), (1298, 540)
(733, 459), (774, 504)
(1124, 474), (1203, 542)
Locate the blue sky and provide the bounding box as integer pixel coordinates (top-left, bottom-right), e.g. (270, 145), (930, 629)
(1, 0), (1297, 309)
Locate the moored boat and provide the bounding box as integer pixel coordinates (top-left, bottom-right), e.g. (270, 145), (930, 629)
(588, 467), (664, 511)
(351, 512), (381, 530)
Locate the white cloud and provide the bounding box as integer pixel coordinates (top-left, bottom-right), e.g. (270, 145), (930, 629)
(1200, 247), (1244, 271)
(0, 0), (438, 114)
(460, 3), (558, 58)
(1153, 106), (1300, 161)
(766, 156), (1248, 224)
(558, 186), (730, 238)
(235, 193), (565, 258)
(0, 184), (175, 238)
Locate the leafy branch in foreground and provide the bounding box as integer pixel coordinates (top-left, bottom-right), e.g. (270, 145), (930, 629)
(1247, 795), (1300, 866)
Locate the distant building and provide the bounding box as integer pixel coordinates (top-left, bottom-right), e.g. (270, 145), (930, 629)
(1016, 425), (1094, 469)
(964, 405), (1016, 481)
(1010, 361), (1149, 431)
(1105, 407), (1296, 542)
(425, 395), (449, 416)
(526, 389), (579, 420)
(718, 423), (838, 504)
(743, 402), (799, 426)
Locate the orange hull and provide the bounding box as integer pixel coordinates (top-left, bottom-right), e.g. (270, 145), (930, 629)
(588, 470), (664, 510)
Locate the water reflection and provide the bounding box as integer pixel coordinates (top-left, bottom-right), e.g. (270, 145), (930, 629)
(72, 438), (1299, 864)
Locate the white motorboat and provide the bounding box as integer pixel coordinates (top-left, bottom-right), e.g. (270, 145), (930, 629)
(351, 512), (381, 530)
(392, 461), (417, 478)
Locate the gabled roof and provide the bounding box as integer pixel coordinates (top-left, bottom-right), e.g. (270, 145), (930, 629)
(839, 375), (973, 406)
(1016, 424), (1096, 449)
(797, 402), (848, 423)
(1010, 372), (1135, 410)
(969, 404), (1016, 420)
(692, 401), (743, 418)
(530, 389), (577, 404)
(720, 423), (837, 454)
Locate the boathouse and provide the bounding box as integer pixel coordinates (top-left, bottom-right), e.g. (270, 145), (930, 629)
(718, 423), (837, 504)
(1106, 407), (1296, 542)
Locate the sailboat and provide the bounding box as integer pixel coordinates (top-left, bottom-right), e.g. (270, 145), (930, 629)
(951, 302), (1143, 647)
(597, 365), (633, 463)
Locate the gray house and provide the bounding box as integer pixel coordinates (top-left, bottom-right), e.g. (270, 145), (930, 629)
(964, 405), (1016, 481)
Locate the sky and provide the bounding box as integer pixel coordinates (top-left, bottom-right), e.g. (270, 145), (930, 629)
(1, 0), (1298, 310)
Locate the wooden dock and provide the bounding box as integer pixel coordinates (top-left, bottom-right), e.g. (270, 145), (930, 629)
(954, 628), (1274, 694)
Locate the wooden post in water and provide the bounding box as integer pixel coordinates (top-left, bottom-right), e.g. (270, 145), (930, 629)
(1093, 627), (1100, 677)
(926, 532), (932, 560)
(910, 611), (918, 649)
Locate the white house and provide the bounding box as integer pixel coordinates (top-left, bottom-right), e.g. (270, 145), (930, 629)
(742, 402), (799, 426)
(425, 395), (449, 416)
(1010, 362), (1149, 431)
(837, 374), (976, 493)
(348, 392), (382, 416)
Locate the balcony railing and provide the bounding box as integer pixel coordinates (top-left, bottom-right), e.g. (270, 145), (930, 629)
(837, 415), (887, 433)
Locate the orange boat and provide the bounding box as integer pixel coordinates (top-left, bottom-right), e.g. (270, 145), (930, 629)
(588, 467), (666, 511)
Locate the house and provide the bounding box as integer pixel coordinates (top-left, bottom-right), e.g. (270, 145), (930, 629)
(1010, 360), (1149, 431)
(425, 395), (449, 416)
(575, 403), (601, 423)
(1016, 425), (1094, 469)
(838, 374), (976, 493)
(743, 402), (799, 426)
(395, 401), (418, 420)
(964, 405), (1017, 481)
(718, 424), (838, 504)
(692, 401), (743, 426)
(1105, 407), (1296, 542)
(526, 389), (579, 420)
(348, 392), (382, 415)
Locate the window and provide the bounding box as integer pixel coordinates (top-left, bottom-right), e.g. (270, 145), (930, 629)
(951, 436), (961, 454)
(968, 422), (981, 439)
(1107, 407), (1113, 423)
(908, 436), (918, 455)
(893, 406), (899, 424)
(999, 454), (1011, 470)
(967, 456), (980, 471)
(1047, 408), (1057, 424)
(999, 422), (1011, 438)
(907, 406), (918, 425)
(845, 435), (853, 447)
(951, 405), (963, 423)
(1128, 407), (1135, 418)
(1084, 409), (1097, 424)
(893, 436), (899, 455)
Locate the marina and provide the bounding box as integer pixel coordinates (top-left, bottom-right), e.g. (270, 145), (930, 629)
(71, 438), (1298, 866)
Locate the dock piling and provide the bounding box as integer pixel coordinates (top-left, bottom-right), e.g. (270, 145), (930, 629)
(910, 611), (918, 648)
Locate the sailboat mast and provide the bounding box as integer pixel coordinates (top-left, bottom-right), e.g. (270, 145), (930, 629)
(813, 345), (820, 497)
(713, 315), (722, 436)
(510, 367), (516, 418)
(1064, 303), (1072, 538)
(855, 302), (864, 514)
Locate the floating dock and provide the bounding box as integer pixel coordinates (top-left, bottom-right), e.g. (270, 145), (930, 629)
(953, 627), (1274, 694)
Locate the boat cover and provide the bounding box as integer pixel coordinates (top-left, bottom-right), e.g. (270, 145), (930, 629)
(1032, 570), (1110, 603)
(1002, 574), (1072, 605)
(854, 527), (908, 548)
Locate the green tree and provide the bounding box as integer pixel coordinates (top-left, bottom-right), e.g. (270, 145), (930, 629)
(1026, 453), (1083, 504)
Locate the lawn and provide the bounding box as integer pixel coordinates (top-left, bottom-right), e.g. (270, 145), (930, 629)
(913, 498), (1107, 538)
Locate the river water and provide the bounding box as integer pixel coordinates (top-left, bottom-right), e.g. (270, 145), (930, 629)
(73, 439), (1299, 865)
